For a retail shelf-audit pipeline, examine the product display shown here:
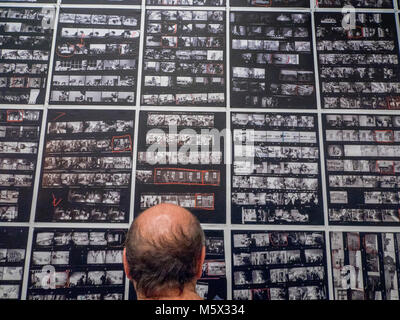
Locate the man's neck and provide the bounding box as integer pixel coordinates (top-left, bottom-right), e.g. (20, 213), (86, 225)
(137, 283), (203, 300)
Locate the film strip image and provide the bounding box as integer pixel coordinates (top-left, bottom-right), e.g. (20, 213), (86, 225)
(0, 109), (42, 222)
(0, 0), (55, 2)
(146, 0), (225, 6)
(141, 9), (226, 107)
(0, 227), (28, 300)
(316, 0), (393, 8)
(50, 8), (141, 106)
(231, 112), (323, 225)
(230, 0), (309, 7)
(129, 229), (227, 300)
(316, 12), (400, 110)
(0, 7), (55, 105)
(231, 230), (328, 300)
(27, 228), (126, 300)
(35, 109), (135, 223)
(323, 114), (400, 225)
(230, 12), (316, 109)
(330, 231), (400, 300)
(135, 111), (226, 224)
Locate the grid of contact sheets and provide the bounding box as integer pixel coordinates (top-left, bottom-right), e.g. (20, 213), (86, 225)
(1, 0), (400, 301)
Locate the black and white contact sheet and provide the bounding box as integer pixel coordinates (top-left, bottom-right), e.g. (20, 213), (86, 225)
(231, 230), (328, 300)
(231, 112), (323, 225)
(0, 109), (42, 222)
(230, 11), (316, 109)
(316, 12), (400, 110)
(35, 110), (135, 223)
(323, 114), (400, 225)
(27, 227), (126, 300)
(50, 8), (141, 106)
(0, 7), (55, 105)
(135, 111), (226, 224)
(330, 231), (400, 300)
(141, 9), (226, 106)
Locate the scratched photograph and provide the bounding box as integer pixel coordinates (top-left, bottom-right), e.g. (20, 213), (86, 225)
(34, 110), (135, 223)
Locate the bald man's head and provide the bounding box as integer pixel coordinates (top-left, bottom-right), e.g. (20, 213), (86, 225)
(124, 204), (205, 299)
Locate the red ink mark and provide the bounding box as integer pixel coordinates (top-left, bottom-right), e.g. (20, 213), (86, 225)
(52, 112), (66, 121)
(52, 193), (62, 207)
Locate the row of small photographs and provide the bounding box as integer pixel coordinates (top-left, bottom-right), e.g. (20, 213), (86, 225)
(327, 158), (397, 174)
(329, 190), (400, 204)
(30, 269), (123, 288)
(146, 23), (224, 35)
(0, 126), (39, 139)
(232, 192), (318, 206)
(233, 176), (318, 191)
(147, 11), (224, 22)
(137, 151), (222, 165)
(0, 158), (36, 170)
(327, 144), (400, 158)
(51, 91), (135, 104)
(0, 174), (32, 187)
(328, 174), (400, 189)
(0, 50), (49, 61)
(233, 248), (324, 267)
(53, 207), (126, 222)
(47, 120), (134, 135)
(233, 160), (319, 176)
(136, 169), (220, 186)
(140, 193), (214, 209)
(235, 145), (319, 159)
(52, 75), (136, 88)
(233, 266), (325, 285)
(145, 132), (218, 146)
(147, 113), (215, 127)
(68, 190), (121, 205)
(232, 114), (315, 128)
(35, 231), (125, 246)
(233, 285), (327, 300)
(317, 41), (395, 52)
(0, 142), (38, 154)
(0, 284), (20, 300)
(43, 156), (132, 171)
(325, 115), (400, 128)
(45, 137), (132, 153)
(0, 35), (51, 48)
(326, 129), (400, 143)
(42, 173), (130, 188)
(329, 208), (400, 223)
(233, 130), (317, 144)
(237, 207), (314, 224)
(233, 232), (324, 248)
(59, 13), (138, 27)
(31, 250), (123, 265)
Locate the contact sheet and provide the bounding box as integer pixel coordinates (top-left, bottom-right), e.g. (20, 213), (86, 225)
(1, 0), (400, 302)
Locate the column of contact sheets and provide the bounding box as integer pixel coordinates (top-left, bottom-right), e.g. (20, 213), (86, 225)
(1, 0), (400, 302)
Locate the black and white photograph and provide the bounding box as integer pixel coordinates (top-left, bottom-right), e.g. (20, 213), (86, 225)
(330, 232), (400, 300)
(146, 0), (224, 5)
(134, 111), (226, 224)
(0, 7), (55, 104)
(317, 0), (393, 8)
(62, 0), (141, 4)
(231, 230), (328, 300)
(231, 112), (323, 225)
(323, 114), (400, 226)
(27, 228), (126, 300)
(0, 109), (42, 222)
(230, 0), (309, 7)
(316, 12), (400, 110)
(230, 12), (316, 109)
(35, 110), (134, 223)
(0, 227), (28, 300)
(50, 8), (141, 106)
(141, 10), (226, 106)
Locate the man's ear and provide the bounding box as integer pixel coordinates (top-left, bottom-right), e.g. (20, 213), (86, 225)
(196, 246), (206, 279)
(123, 248), (132, 281)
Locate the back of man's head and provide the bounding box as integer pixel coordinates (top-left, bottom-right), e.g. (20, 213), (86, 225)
(124, 203), (205, 299)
